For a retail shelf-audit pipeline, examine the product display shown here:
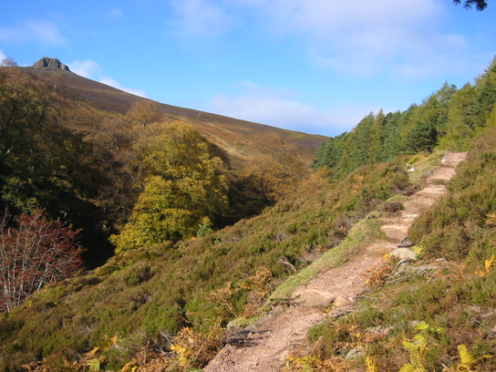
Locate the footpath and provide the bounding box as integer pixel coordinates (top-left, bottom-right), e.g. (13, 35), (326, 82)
(204, 152), (467, 372)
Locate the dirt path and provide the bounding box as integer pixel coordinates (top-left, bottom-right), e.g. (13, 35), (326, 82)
(204, 152), (466, 372)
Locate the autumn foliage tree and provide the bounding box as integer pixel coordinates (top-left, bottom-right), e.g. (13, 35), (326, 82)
(244, 134), (308, 201)
(111, 123), (229, 252)
(0, 211), (83, 312)
(127, 100), (164, 129)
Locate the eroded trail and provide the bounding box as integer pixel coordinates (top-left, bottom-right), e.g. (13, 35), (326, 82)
(204, 152), (466, 372)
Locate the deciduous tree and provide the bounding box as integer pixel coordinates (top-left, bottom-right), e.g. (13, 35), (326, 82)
(244, 134), (308, 201)
(127, 100), (164, 129)
(0, 211), (83, 312)
(111, 123), (229, 252)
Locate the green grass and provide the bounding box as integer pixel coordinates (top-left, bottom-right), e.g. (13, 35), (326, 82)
(285, 130), (496, 372)
(0, 157), (412, 371)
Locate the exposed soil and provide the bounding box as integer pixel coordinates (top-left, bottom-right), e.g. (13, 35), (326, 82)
(204, 152), (466, 372)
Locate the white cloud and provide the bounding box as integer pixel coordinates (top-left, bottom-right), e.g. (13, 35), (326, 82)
(168, 0), (234, 40)
(69, 60), (101, 78)
(172, 0), (474, 80)
(0, 50), (7, 62)
(100, 77), (147, 98)
(234, 0), (455, 78)
(205, 82), (370, 136)
(0, 19), (68, 47)
(68, 60), (147, 98)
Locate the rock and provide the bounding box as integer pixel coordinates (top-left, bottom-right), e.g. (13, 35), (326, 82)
(279, 350), (290, 361)
(32, 57), (71, 72)
(381, 225), (409, 240)
(409, 320), (421, 329)
(396, 259), (414, 274)
(407, 265), (442, 275)
(345, 347), (364, 360)
(270, 305), (284, 317)
(442, 152), (467, 167)
(398, 237), (414, 248)
(390, 248), (417, 261)
(333, 296), (353, 308)
(292, 289), (336, 309)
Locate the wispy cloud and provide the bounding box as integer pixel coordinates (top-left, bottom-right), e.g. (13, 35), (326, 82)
(0, 19), (68, 47)
(166, 0), (480, 80)
(100, 77), (147, 97)
(204, 82), (371, 136)
(68, 59), (147, 98)
(167, 0), (234, 40)
(234, 0), (458, 78)
(0, 50), (7, 62)
(69, 60), (101, 78)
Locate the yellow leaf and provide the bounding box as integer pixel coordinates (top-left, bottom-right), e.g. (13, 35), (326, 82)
(85, 347), (100, 357)
(110, 334), (119, 346)
(484, 255), (495, 273)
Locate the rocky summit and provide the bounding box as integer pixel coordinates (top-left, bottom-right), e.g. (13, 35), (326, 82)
(32, 57), (71, 72)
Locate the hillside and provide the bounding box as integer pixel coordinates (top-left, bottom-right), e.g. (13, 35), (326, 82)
(1, 56), (496, 372)
(1, 58), (324, 269)
(22, 58), (326, 169)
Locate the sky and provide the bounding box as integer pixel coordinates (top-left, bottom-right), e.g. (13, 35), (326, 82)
(1, 1), (496, 137)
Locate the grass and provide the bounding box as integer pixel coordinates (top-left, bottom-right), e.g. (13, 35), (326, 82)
(0, 157), (413, 371)
(285, 130), (496, 372)
(268, 218), (384, 303)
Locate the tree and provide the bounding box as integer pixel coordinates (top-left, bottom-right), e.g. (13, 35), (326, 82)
(111, 123), (229, 252)
(0, 211), (83, 312)
(127, 100), (164, 129)
(243, 134), (308, 201)
(453, 0), (488, 10)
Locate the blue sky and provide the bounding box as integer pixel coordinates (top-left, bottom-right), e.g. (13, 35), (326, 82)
(1, 0), (496, 137)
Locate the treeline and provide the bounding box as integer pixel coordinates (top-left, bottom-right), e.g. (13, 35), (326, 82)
(313, 58), (496, 178)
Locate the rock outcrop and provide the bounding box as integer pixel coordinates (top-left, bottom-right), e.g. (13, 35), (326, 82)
(32, 57), (71, 72)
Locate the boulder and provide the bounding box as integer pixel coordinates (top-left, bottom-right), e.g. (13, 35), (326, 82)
(390, 248), (417, 261)
(292, 289), (336, 309)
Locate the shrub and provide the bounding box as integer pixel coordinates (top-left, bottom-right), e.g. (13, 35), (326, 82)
(0, 211), (83, 312)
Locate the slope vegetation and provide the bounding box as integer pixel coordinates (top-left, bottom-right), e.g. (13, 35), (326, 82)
(23, 58), (326, 169)
(2, 57), (496, 372)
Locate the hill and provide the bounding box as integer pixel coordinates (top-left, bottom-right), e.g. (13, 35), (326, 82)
(1, 56), (496, 371)
(22, 57), (326, 169)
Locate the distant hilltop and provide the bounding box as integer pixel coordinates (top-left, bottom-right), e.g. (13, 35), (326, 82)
(32, 57), (71, 72)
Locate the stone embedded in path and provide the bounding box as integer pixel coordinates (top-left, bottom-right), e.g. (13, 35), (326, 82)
(426, 167), (456, 184)
(390, 248), (417, 261)
(365, 240), (398, 255)
(403, 196), (436, 213)
(292, 289), (336, 308)
(400, 212), (419, 225)
(381, 224), (409, 240)
(442, 151), (467, 167)
(415, 185), (447, 199)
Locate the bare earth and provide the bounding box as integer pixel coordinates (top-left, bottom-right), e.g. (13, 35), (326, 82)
(204, 152), (466, 372)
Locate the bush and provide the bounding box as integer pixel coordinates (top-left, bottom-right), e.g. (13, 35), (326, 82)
(0, 211), (83, 312)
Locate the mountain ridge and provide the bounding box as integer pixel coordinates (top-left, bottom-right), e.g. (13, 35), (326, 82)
(23, 57), (327, 168)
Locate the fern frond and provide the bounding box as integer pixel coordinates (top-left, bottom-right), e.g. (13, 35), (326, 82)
(415, 322), (429, 331)
(458, 344), (476, 367)
(399, 363), (416, 372)
(366, 355), (379, 372)
(118, 362), (135, 372)
(485, 255), (495, 272)
(87, 358), (100, 372)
